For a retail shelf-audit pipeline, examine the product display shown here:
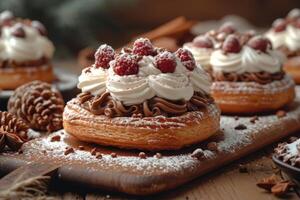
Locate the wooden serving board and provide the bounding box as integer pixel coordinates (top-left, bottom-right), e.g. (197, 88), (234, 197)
(1, 97), (300, 195)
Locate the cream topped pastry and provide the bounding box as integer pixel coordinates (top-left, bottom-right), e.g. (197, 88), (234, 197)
(0, 10), (56, 90)
(183, 22), (238, 71)
(266, 8), (300, 54)
(64, 38), (221, 150)
(76, 38), (213, 117)
(0, 11), (54, 64)
(209, 33), (295, 114)
(211, 34), (286, 84)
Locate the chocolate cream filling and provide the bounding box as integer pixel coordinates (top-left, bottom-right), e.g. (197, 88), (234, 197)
(77, 92), (214, 118)
(0, 57), (49, 69)
(212, 71), (285, 84)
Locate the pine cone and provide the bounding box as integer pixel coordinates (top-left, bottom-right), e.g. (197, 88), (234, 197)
(0, 111), (28, 151)
(8, 81), (65, 132)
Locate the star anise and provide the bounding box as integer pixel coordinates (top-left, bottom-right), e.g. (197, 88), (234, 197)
(0, 111), (28, 152)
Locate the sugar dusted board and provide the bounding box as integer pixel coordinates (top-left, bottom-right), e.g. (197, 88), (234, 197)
(1, 100), (300, 195)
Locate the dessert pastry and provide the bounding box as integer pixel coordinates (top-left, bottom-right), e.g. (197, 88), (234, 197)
(0, 10), (55, 90)
(64, 38), (221, 150)
(183, 22), (241, 72)
(274, 138), (300, 168)
(210, 33), (295, 114)
(266, 8), (300, 83)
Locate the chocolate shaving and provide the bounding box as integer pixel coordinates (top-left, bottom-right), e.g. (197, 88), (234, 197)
(234, 124), (247, 130)
(50, 135), (60, 142)
(64, 147), (74, 155)
(212, 71), (285, 84)
(78, 91), (213, 118)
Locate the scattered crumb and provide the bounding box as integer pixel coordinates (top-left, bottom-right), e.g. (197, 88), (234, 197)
(64, 147), (74, 155)
(139, 152), (146, 159)
(50, 135), (61, 142)
(234, 124), (247, 130)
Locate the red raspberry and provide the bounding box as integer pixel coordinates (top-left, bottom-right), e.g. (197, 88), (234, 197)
(218, 22), (236, 34)
(272, 19), (287, 32)
(175, 48), (195, 71)
(132, 38), (155, 56)
(94, 44), (115, 69)
(247, 36), (272, 53)
(113, 53), (139, 76)
(222, 35), (241, 53)
(155, 51), (176, 73)
(193, 35), (213, 48)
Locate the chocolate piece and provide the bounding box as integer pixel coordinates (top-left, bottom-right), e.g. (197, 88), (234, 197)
(0, 111), (28, 152)
(212, 71), (285, 84)
(78, 91), (213, 118)
(8, 81), (65, 132)
(139, 152), (146, 159)
(50, 135), (61, 142)
(90, 147), (97, 156)
(276, 110), (286, 118)
(234, 124), (247, 130)
(64, 147), (74, 155)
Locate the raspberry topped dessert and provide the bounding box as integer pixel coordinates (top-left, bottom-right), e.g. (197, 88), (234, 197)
(183, 22), (239, 72)
(64, 38), (221, 150)
(0, 10), (55, 89)
(266, 8), (300, 83)
(210, 33), (295, 114)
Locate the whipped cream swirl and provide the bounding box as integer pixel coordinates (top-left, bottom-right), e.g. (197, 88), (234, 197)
(79, 54), (212, 106)
(266, 25), (300, 52)
(1, 24), (54, 62)
(78, 66), (107, 96)
(183, 43), (213, 70)
(211, 46), (283, 74)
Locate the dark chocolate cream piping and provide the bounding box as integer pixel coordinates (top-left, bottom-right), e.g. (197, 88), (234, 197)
(212, 71), (285, 84)
(78, 91), (213, 118)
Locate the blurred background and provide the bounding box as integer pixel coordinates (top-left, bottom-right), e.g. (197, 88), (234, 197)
(1, 0), (300, 59)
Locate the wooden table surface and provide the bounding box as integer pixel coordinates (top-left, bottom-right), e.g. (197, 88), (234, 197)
(2, 60), (300, 199)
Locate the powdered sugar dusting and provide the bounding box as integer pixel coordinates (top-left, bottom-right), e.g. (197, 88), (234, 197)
(17, 98), (300, 177)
